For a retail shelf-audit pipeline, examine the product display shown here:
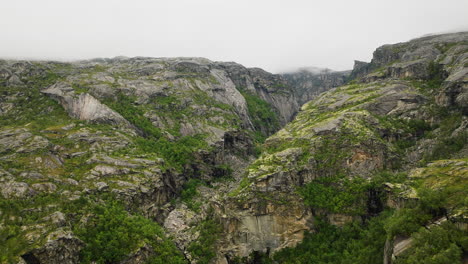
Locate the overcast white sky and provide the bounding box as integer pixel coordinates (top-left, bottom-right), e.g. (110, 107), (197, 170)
(1, 0), (468, 73)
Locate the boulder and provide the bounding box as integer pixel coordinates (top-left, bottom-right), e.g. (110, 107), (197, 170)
(21, 230), (84, 264)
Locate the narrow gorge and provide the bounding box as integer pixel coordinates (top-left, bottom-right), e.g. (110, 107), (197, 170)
(0, 32), (467, 264)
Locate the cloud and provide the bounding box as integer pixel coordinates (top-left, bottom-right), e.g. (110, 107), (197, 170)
(1, 0), (467, 73)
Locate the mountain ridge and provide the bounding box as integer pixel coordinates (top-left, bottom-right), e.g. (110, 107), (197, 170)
(0, 31), (467, 264)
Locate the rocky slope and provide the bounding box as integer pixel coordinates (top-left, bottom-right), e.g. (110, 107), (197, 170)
(0, 32), (467, 264)
(0, 57), (305, 264)
(214, 32), (468, 263)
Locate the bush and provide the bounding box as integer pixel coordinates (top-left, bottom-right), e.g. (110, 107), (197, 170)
(76, 201), (185, 264)
(180, 179), (203, 211)
(299, 175), (369, 215)
(395, 222), (466, 264)
(187, 216), (223, 264)
(426, 61), (445, 89)
(384, 208), (432, 238)
(240, 91), (280, 139)
(274, 214), (390, 264)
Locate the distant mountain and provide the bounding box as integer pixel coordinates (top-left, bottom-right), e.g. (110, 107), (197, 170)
(281, 67), (351, 106)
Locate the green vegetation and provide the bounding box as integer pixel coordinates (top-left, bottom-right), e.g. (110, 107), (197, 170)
(240, 90), (280, 142)
(2, 36), (468, 264)
(426, 60), (445, 88)
(148, 90), (240, 134)
(274, 162), (467, 264)
(187, 215), (223, 264)
(180, 179), (204, 211)
(384, 208), (432, 238)
(274, 214), (390, 264)
(104, 92), (209, 170)
(0, 70), (70, 129)
(299, 174), (368, 215)
(0, 193), (87, 263)
(76, 200), (186, 264)
(134, 135), (208, 170)
(0, 193), (186, 264)
(423, 113), (466, 162)
(374, 115), (433, 153)
(435, 42), (459, 54)
(0, 195), (54, 263)
(427, 131), (467, 161)
(395, 222), (467, 264)
(107, 93), (163, 138)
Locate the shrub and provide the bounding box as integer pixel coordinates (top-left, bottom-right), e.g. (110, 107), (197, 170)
(395, 222), (466, 264)
(76, 201), (185, 264)
(240, 91), (280, 139)
(274, 214), (390, 264)
(299, 175), (369, 215)
(384, 208), (432, 238)
(187, 216), (223, 264)
(180, 179), (203, 211)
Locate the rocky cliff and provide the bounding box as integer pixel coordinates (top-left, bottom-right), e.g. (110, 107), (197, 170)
(0, 32), (467, 264)
(281, 67), (351, 106)
(215, 32), (467, 263)
(0, 57), (304, 264)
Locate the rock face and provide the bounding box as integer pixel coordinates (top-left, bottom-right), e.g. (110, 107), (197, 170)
(42, 83), (131, 127)
(350, 32), (468, 79)
(282, 67), (351, 106)
(0, 128), (50, 153)
(21, 231), (84, 264)
(216, 62), (300, 126)
(216, 31), (468, 261)
(215, 195), (313, 260)
(350, 32), (468, 114)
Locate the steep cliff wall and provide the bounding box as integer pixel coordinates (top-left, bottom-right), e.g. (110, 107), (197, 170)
(282, 67), (351, 106)
(215, 32), (468, 263)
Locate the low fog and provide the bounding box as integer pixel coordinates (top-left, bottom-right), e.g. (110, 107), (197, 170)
(1, 0), (468, 73)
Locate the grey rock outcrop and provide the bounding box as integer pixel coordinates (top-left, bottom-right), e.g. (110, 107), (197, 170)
(0, 128), (50, 154)
(21, 230), (84, 264)
(215, 196), (313, 260)
(0, 181), (36, 198)
(282, 67), (351, 106)
(216, 62), (300, 125)
(351, 31), (468, 82)
(42, 82), (131, 127)
(220, 31), (468, 260)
